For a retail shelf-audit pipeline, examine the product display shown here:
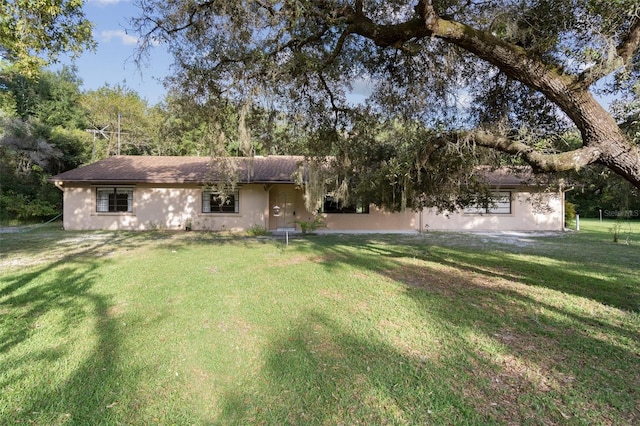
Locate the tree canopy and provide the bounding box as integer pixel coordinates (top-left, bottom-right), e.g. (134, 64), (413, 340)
(133, 0), (640, 205)
(0, 0), (94, 75)
(0, 67), (91, 220)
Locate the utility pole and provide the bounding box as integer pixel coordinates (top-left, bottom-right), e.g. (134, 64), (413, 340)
(85, 125), (110, 161)
(117, 111), (121, 156)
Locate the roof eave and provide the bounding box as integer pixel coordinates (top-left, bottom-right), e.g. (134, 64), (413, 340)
(50, 178), (298, 185)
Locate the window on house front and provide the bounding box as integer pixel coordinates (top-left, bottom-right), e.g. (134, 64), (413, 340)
(96, 187), (133, 213)
(202, 189), (239, 213)
(322, 195), (370, 214)
(464, 191), (512, 214)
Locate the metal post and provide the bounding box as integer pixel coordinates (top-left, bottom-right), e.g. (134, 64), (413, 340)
(117, 112), (121, 155)
(92, 132), (96, 161)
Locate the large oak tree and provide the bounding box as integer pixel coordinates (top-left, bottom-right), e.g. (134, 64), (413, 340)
(134, 0), (640, 193)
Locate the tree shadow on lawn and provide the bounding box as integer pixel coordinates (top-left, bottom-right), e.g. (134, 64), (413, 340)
(391, 267), (640, 424)
(295, 233), (639, 312)
(218, 310), (494, 425)
(216, 304), (638, 424)
(425, 245), (640, 313)
(0, 234), (155, 424)
(0, 227), (185, 269)
(256, 236), (640, 423)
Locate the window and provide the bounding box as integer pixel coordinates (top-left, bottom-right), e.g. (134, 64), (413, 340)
(96, 187), (133, 213)
(202, 189), (239, 213)
(322, 196), (370, 214)
(464, 191), (512, 215)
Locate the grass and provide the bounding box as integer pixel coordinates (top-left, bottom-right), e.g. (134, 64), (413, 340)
(0, 219), (639, 425)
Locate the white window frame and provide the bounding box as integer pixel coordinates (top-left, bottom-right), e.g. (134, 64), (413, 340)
(95, 187), (134, 213)
(464, 191), (512, 215)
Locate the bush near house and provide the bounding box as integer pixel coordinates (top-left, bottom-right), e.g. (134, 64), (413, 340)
(294, 215), (326, 234)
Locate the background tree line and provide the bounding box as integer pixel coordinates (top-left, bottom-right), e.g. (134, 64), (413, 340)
(0, 65), (310, 222)
(2, 0), (640, 223)
(1, 63), (638, 222)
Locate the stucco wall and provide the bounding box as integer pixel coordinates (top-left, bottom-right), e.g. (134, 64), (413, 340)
(61, 183), (269, 231)
(321, 206), (416, 232)
(193, 184), (268, 232)
(417, 190), (564, 232)
(60, 183), (562, 232)
(264, 186), (415, 232)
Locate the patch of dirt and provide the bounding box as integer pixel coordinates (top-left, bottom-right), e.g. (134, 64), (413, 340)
(106, 302), (129, 318)
(422, 230), (565, 249)
(0, 227), (27, 233)
(268, 254), (310, 267)
(350, 271), (369, 280)
(307, 323), (345, 361)
(384, 262), (468, 297)
(318, 288), (343, 301)
(216, 316), (253, 335)
(457, 322), (590, 425)
(1, 232), (126, 269)
(474, 231), (564, 247)
(383, 325), (443, 364)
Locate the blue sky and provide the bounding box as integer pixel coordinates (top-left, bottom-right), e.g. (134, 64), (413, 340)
(58, 0), (170, 105)
(57, 1), (616, 111)
(59, 0), (373, 107)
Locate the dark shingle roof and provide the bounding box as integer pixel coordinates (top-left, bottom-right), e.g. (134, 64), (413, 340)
(50, 155), (536, 187)
(476, 166), (534, 187)
(50, 155), (305, 184)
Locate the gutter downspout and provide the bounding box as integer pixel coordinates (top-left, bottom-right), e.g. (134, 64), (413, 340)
(53, 181), (64, 230)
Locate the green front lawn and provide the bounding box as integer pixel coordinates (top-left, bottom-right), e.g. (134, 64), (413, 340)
(1, 220), (639, 425)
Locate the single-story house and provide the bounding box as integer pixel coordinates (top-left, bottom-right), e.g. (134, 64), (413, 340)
(49, 155), (565, 232)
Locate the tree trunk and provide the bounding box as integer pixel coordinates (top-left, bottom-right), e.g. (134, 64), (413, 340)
(426, 16), (640, 189)
(346, 7), (640, 188)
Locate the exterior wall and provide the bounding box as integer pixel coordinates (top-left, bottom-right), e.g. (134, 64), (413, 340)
(417, 189), (564, 232)
(266, 185), (415, 232)
(321, 206), (416, 232)
(193, 184), (268, 231)
(61, 183), (269, 231)
(60, 183), (562, 233)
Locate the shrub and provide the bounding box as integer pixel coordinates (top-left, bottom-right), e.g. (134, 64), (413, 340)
(294, 215), (326, 235)
(0, 192), (58, 221)
(247, 224), (270, 236)
(565, 201), (576, 227)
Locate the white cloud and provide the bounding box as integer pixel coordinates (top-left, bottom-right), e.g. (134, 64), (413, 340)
(350, 76), (373, 98)
(101, 30), (139, 46)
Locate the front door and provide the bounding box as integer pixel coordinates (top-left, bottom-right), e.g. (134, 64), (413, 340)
(269, 187), (297, 230)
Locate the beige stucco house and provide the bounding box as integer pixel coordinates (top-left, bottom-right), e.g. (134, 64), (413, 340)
(49, 155), (564, 233)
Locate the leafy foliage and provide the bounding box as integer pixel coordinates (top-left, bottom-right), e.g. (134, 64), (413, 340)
(0, 67), (91, 222)
(293, 215), (325, 234)
(0, 191), (58, 220)
(566, 165), (640, 218)
(133, 0), (640, 190)
(81, 84), (158, 158)
(246, 223), (270, 236)
(0, 0), (94, 75)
